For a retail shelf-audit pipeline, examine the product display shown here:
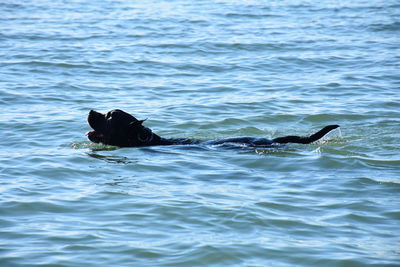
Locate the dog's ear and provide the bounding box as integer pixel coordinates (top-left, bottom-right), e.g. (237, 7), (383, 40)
(127, 119), (147, 135)
(126, 119), (153, 143)
(129, 119), (147, 127)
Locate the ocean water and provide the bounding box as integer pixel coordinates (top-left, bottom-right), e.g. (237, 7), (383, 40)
(1, 0), (399, 266)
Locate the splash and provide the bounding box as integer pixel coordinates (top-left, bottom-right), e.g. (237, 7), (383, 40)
(70, 141), (118, 151)
(313, 126), (343, 145)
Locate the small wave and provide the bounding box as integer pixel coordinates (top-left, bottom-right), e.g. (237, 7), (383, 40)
(224, 12), (283, 19)
(4, 60), (90, 69)
(357, 177), (400, 186)
(368, 22), (400, 32)
(350, 156), (400, 169)
(202, 41), (285, 52)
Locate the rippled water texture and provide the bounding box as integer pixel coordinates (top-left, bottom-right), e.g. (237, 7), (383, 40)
(1, 0), (399, 266)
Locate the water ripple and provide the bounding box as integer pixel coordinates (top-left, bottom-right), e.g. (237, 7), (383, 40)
(1, 0), (399, 266)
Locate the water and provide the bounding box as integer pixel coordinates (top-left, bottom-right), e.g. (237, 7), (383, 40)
(1, 0), (399, 266)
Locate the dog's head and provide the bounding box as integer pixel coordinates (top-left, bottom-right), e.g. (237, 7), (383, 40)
(86, 109), (159, 147)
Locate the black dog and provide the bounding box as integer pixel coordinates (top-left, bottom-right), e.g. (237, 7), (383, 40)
(86, 109), (339, 148)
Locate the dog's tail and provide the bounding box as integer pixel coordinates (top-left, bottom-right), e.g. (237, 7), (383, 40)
(272, 125), (340, 144)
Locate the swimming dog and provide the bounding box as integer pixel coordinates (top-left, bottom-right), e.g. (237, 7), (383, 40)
(86, 109), (339, 147)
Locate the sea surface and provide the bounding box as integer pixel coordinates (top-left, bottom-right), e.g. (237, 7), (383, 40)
(1, 0), (399, 266)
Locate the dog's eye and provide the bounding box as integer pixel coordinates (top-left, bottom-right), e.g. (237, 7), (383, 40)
(143, 127), (152, 135)
(139, 127), (151, 136)
(137, 127), (153, 142)
(106, 112), (112, 119)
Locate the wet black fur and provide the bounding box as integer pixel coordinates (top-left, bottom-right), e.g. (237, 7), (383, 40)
(87, 109), (339, 148)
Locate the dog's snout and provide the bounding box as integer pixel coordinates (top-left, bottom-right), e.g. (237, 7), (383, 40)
(88, 110), (103, 118)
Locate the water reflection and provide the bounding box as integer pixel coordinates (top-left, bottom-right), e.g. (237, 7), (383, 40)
(86, 152), (135, 164)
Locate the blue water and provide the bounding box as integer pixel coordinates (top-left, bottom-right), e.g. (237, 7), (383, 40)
(1, 0), (400, 266)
